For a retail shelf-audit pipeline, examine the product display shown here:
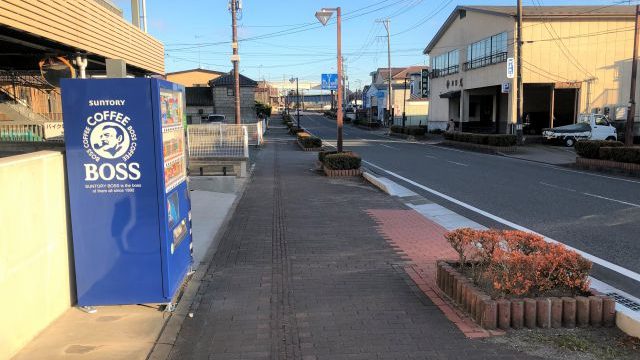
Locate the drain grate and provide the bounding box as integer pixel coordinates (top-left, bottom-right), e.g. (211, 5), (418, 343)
(606, 292), (640, 312)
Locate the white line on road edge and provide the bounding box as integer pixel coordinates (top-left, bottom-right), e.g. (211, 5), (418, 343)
(362, 159), (640, 283)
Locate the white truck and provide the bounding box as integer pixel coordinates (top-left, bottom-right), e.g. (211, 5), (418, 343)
(542, 114), (617, 147)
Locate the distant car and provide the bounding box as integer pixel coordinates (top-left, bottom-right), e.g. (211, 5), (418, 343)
(202, 114), (225, 123)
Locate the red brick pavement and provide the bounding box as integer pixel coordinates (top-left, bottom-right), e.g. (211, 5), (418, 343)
(366, 209), (498, 338)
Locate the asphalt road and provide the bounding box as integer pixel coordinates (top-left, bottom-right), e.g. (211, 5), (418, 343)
(298, 113), (640, 298)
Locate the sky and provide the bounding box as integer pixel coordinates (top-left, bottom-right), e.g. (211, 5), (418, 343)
(114, 0), (626, 89)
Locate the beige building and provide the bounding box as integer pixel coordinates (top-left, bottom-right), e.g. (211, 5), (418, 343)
(365, 67), (430, 124)
(166, 68), (224, 87)
(425, 5), (639, 135)
(0, 0), (164, 123)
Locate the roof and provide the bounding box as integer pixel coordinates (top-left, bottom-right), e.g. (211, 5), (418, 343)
(424, 5), (637, 54)
(393, 65), (430, 80)
(209, 71), (258, 87)
(372, 67), (405, 78)
(166, 68), (225, 76)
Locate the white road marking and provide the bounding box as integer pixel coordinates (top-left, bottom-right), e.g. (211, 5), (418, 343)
(447, 160), (469, 167)
(424, 155), (438, 159)
(539, 181), (577, 192)
(582, 193), (640, 208)
(380, 144), (397, 149)
(362, 159), (640, 283)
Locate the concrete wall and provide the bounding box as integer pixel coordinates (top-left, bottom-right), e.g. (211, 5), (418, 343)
(213, 87), (257, 123)
(0, 150), (74, 359)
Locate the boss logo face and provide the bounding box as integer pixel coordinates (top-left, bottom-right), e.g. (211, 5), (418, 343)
(81, 110), (141, 183)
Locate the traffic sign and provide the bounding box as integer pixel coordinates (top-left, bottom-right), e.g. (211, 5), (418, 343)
(501, 82), (511, 93)
(506, 58), (515, 79)
(321, 73), (338, 90)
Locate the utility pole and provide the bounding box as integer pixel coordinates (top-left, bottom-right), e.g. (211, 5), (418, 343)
(229, 0), (241, 124)
(377, 19), (392, 126)
(402, 76), (408, 128)
(336, 8), (344, 152)
(626, 5), (639, 145)
(516, 0), (523, 143)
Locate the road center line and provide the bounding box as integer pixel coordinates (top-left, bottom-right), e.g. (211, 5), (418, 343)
(582, 193), (640, 208)
(447, 160), (469, 167)
(539, 181), (577, 192)
(362, 159), (640, 283)
(425, 155), (438, 159)
(380, 144), (397, 150)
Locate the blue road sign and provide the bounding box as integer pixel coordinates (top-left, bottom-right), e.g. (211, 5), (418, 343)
(321, 73), (338, 90)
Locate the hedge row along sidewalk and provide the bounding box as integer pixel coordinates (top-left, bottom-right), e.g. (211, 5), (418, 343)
(575, 140), (640, 176)
(442, 132), (518, 154)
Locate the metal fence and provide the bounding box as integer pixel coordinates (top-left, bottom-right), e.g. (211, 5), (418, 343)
(240, 120), (265, 146)
(0, 123), (45, 142)
(392, 115), (429, 127)
(187, 124), (249, 159)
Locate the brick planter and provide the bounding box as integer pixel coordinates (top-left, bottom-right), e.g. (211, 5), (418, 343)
(436, 261), (616, 331)
(296, 139), (323, 152)
(575, 157), (640, 177)
(322, 166), (362, 177)
(442, 140), (518, 154)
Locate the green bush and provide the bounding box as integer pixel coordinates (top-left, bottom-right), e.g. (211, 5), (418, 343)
(323, 152), (361, 170)
(318, 150), (338, 163)
(403, 126), (426, 136)
(575, 140), (624, 159)
(289, 126), (304, 135)
(443, 132), (517, 147)
(390, 125), (403, 134)
(298, 136), (322, 148)
(598, 146), (640, 164)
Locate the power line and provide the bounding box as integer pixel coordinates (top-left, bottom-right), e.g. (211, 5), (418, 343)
(392, 0), (452, 36)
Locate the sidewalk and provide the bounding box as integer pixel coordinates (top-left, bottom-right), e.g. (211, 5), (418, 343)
(166, 127), (539, 359)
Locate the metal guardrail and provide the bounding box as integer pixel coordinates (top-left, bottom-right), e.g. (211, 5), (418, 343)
(0, 123), (45, 142)
(187, 124), (249, 159)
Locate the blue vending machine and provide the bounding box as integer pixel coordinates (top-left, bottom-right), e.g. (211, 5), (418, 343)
(61, 78), (192, 306)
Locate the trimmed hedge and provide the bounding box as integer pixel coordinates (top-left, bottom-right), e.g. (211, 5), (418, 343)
(298, 135), (322, 148)
(443, 132), (517, 147)
(318, 150), (337, 163)
(599, 146), (640, 164)
(575, 140), (624, 159)
(389, 125), (427, 136)
(289, 126), (304, 135)
(323, 152), (362, 170)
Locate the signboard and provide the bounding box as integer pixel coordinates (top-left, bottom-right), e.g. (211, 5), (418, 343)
(44, 121), (64, 139)
(501, 82), (511, 93)
(61, 78), (192, 306)
(321, 73), (338, 90)
(506, 58), (515, 79)
(421, 69), (430, 98)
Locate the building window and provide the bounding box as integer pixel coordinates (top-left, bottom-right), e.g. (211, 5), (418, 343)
(227, 88), (234, 96)
(464, 32), (508, 71)
(430, 49), (459, 78)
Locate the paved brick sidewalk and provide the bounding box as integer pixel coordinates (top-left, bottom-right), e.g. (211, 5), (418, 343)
(167, 128), (540, 360)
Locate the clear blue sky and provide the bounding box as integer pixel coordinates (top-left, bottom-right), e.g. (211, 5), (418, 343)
(114, 0), (622, 89)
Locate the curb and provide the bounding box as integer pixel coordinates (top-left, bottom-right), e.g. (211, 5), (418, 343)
(147, 167), (254, 360)
(363, 171), (391, 194)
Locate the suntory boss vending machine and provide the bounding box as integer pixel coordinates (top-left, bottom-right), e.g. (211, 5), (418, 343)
(61, 78), (192, 306)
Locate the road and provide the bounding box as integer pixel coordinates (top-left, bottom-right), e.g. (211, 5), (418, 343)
(298, 113), (640, 299)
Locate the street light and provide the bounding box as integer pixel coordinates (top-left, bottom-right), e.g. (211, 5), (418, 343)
(315, 7), (343, 153)
(289, 77), (300, 128)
